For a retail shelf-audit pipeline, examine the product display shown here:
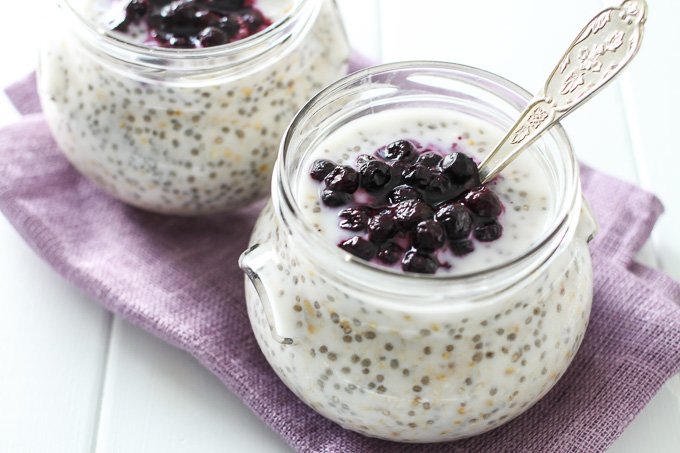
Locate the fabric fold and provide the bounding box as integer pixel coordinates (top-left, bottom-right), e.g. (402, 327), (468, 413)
(5, 72), (40, 116)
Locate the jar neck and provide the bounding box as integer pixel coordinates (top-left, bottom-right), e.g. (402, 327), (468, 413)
(272, 61), (583, 305)
(58, 0), (320, 81)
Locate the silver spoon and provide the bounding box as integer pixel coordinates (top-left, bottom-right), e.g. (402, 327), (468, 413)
(478, 0), (648, 184)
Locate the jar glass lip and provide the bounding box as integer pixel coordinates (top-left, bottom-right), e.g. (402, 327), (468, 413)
(276, 60), (580, 286)
(58, 0), (309, 60)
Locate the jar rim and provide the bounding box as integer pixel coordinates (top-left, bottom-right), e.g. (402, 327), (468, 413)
(57, 0), (313, 63)
(275, 61), (581, 295)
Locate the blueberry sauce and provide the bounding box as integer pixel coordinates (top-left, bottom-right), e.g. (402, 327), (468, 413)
(310, 139), (505, 274)
(109, 0), (273, 48)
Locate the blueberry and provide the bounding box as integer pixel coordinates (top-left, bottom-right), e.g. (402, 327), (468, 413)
(309, 159), (335, 181)
(474, 221), (503, 241)
(463, 187), (503, 219)
(402, 164), (433, 189)
(359, 160), (392, 192)
(112, 15), (133, 32)
(440, 152), (480, 186)
(414, 220), (445, 251)
(402, 250), (438, 274)
(147, 0), (272, 47)
(356, 154), (376, 167)
(389, 161), (408, 185)
(147, 13), (163, 30)
(217, 14), (240, 38)
(321, 189), (351, 207)
(324, 166), (359, 193)
(416, 151), (443, 168)
(435, 203), (472, 239)
(339, 236), (377, 261)
(394, 199), (434, 231)
(338, 207), (368, 231)
(388, 185), (421, 204)
(166, 34), (193, 47)
(367, 211), (397, 243)
(126, 0), (149, 19)
(156, 1), (215, 38)
(239, 7), (267, 32)
(377, 241), (404, 264)
(423, 173), (452, 200)
(379, 140), (418, 162)
(450, 239), (474, 256)
(205, 0), (246, 13)
(159, 1), (195, 21)
(198, 26), (228, 46)
(112, 0), (149, 31)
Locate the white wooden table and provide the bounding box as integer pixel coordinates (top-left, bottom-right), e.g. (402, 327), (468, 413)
(1, 1), (679, 451)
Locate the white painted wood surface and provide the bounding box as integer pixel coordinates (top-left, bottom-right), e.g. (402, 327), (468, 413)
(1, 1), (679, 452)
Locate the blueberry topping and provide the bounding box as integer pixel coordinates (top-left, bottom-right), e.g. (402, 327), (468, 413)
(414, 220), (445, 251)
(450, 239), (474, 256)
(321, 189), (351, 207)
(423, 173), (452, 201)
(205, 0), (246, 14)
(112, 0), (271, 48)
(395, 199), (434, 231)
(308, 138), (506, 272)
(164, 34), (192, 48)
(112, 0), (150, 31)
(309, 159), (335, 181)
(339, 236), (377, 261)
(239, 7), (267, 33)
(367, 211), (397, 243)
(416, 151), (443, 168)
(156, 1), (214, 38)
(338, 207), (368, 231)
(112, 16), (132, 32)
(379, 140), (417, 162)
(217, 14), (240, 37)
(402, 164), (433, 189)
(463, 187), (502, 219)
(402, 250), (438, 274)
(389, 161), (408, 185)
(440, 152), (480, 186)
(388, 185), (421, 204)
(377, 241), (404, 264)
(474, 221), (503, 242)
(127, 0), (150, 19)
(359, 160), (392, 192)
(356, 154), (376, 167)
(198, 26), (228, 46)
(324, 166), (359, 193)
(435, 203), (472, 240)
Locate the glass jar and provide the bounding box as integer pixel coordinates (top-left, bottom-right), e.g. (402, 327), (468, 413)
(240, 62), (597, 442)
(37, 0), (349, 215)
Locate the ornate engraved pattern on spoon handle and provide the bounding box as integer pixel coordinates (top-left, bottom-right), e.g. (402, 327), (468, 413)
(479, 0), (648, 184)
(545, 0), (647, 110)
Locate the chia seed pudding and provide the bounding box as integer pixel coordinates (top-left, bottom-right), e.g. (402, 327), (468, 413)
(240, 63), (596, 442)
(37, 0), (349, 214)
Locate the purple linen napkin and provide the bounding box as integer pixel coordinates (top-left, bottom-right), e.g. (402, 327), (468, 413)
(2, 67), (679, 453)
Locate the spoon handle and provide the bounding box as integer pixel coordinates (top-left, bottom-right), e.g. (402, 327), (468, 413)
(478, 0), (648, 184)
